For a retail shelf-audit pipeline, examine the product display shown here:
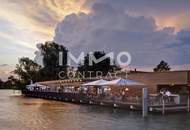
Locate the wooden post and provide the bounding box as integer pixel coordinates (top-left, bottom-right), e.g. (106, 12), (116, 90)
(142, 88), (148, 117)
(162, 98), (165, 115)
(187, 96), (190, 112)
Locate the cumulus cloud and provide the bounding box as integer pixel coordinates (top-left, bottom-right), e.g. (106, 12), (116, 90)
(176, 28), (190, 45)
(0, 0), (87, 51)
(172, 29), (190, 64)
(85, 0), (190, 14)
(84, 0), (190, 30)
(54, 3), (182, 66)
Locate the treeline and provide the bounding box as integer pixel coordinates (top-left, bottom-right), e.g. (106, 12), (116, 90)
(0, 78), (5, 89)
(0, 76), (22, 89)
(3, 41), (120, 90)
(2, 41), (171, 90)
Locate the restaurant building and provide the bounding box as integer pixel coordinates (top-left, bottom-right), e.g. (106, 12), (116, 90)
(125, 70), (190, 95)
(37, 70), (190, 96)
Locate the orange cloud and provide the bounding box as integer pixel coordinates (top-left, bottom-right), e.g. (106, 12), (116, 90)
(0, 0), (88, 49)
(155, 15), (190, 32)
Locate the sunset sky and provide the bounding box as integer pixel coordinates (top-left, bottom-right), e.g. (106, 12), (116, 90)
(0, 0), (190, 80)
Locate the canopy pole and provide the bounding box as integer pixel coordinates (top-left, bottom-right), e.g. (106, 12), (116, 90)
(162, 98), (165, 115)
(187, 96), (190, 112)
(142, 88), (148, 117)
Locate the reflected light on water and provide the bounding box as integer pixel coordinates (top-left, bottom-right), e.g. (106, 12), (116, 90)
(0, 90), (190, 130)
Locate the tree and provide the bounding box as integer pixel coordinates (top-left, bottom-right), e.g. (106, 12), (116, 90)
(40, 41), (68, 80)
(13, 41), (68, 86)
(77, 51), (119, 78)
(1, 76), (23, 89)
(153, 60), (171, 72)
(0, 79), (4, 89)
(14, 57), (41, 85)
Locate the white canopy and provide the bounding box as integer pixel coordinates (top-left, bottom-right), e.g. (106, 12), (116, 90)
(82, 79), (108, 86)
(26, 83), (45, 87)
(100, 78), (145, 86)
(26, 83), (47, 90)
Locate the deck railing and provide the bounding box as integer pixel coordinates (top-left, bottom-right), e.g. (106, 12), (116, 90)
(23, 89), (143, 104)
(23, 89), (190, 108)
(149, 94), (189, 106)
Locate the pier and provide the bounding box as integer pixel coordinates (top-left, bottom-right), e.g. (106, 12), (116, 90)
(22, 89), (190, 115)
(23, 90), (143, 110)
(22, 70), (190, 116)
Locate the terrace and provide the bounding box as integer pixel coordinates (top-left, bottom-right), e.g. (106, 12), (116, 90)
(23, 74), (190, 115)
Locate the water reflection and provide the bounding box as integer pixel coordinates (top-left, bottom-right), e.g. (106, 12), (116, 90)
(0, 90), (190, 130)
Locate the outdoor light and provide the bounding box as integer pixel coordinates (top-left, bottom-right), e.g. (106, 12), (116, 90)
(125, 88), (129, 91)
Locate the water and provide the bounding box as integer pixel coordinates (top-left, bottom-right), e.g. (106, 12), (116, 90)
(0, 90), (190, 130)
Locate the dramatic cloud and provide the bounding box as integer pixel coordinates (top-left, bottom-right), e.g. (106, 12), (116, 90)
(173, 29), (190, 64)
(1, 0), (190, 73)
(0, 0), (88, 66)
(176, 29), (190, 45)
(54, 3), (183, 66)
(0, 0), (87, 56)
(84, 0), (190, 30)
(85, 0), (190, 14)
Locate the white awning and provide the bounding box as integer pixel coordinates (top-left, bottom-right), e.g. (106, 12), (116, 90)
(82, 79), (108, 86)
(100, 78), (145, 86)
(26, 83), (47, 89)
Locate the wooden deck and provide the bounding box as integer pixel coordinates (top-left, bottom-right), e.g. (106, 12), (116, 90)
(149, 104), (189, 112)
(22, 90), (190, 114)
(22, 90), (142, 110)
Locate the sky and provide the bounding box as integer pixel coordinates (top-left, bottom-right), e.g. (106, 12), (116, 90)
(0, 0), (190, 80)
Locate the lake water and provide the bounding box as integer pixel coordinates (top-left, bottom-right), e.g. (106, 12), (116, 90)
(0, 90), (190, 130)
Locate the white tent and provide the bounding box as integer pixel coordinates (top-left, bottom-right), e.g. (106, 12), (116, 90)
(100, 78), (145, 86)
(26, 83), (47, 90)
(82, 79), (108, 86)
(82, 79), (109, 95)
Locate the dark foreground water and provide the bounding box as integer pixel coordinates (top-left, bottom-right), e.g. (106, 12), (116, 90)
(0, 90), (190, 130)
